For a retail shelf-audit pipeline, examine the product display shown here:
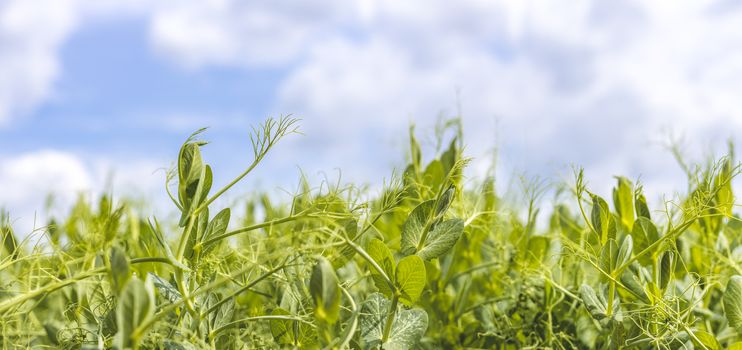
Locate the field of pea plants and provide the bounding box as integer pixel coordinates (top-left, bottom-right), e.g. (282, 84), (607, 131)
(2, 117), (742, 349)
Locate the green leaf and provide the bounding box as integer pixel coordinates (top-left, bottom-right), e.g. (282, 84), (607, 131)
(177, 141), (208, 226)
(591, 194), (616, 245)
(109, 246), (130, 294)
(385, 308), (428, 350)
(620, 264), (648, 302)
(201, 207), (230, 256)
(434, 185), (455, 219)
(359, 293), (428, 350)
(395, 255), (426, 306)
(440, 137), (458, 175)
(148, 273), (182, 304)
(114, 277), (156, 350)
(184, 208), (209, 261)
(162, 341), (198, 350)
(692, 330), (721, 350)
(415, 219), (464, 261)
(580, 284), (608, 321)
(635, 191), (651, 220)
(600, 239), (619, 277)
(309, 256), (341, 324)
(409, 125), (422, 170)
(400, 200), (436, 255)
(1, 223), (18, 260)
(207, 295), (234, 335)
(423, 160), (445, 196)
(616, 235), (633, 269)
(270, 308), (294, 345)
(724, 275), (742, 336)
(715, 158), (734, 217)
(147, 218), (190, 271)
(630, 217), (659, 265)
(612, 177), (635, 229)
(367, 239), (395, 297)
(729, 342), (742, 350)
(525, 235), (549, 266)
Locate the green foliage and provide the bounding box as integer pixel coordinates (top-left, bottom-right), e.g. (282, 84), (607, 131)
(360, 293), (428, 350)
(725, 276), (742, 336)
(1, 116), (742, 349)
(310, 256), (341, 324)
(115, 277), (156, 350)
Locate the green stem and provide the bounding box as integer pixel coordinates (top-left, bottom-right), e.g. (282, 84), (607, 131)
(195, 214), (307, 249)
(130, 257), (177, 266)
(209, 315), (312, 339)
(175, 214), (195, 262)
(341, 237), (394, 291)
(132, 259), (287, 339)
(382, 294), (399, 343)
(337, 287), (358, 349)
(613, 219), (695, 278)
(0, 267), (106, 314)
(194, 155), (265, 216)
(606, 281), (615, 316)
(200, 261), (290, 318)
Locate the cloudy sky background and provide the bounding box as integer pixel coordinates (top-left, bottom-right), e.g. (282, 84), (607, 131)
(2, 0), (742, 234)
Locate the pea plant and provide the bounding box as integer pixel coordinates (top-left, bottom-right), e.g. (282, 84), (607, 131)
(1, 117), (742, 349)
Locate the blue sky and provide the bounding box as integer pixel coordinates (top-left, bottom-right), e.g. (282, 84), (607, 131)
(2, 1), (742, 234)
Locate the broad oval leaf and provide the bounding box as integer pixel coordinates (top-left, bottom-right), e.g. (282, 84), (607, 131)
(109, 246), (130, 294)
(423, 160), (445, 196)
(309, 256), (341, 324)
(620, 264), (648, 302)
(635, 191), (651, 220)
(693, 330), (720, 350)
(434, 186), (455, 219)
(367, 239), (395, 297)
(600, 239), (619, 277)
(612, 177), (635, 229)
(270, 308), (294, 345)
(148, 273), (182, 304)
(359, 293), (428, 350)
(400, 200), (436, 255)
(395, 255), (426, 306)
(616, 235), (633, 269)
(385, 308), (428, 350)
(591, 194), (616, 245)
(724, 275), (742, 336)
(525, 235), (549, 266)
(115, 277), (156, 350)
(580, 284), (607, 321)
(201, 207), (230, 256)
(630, 217), (659, 264)
(415, 219), (464, 261)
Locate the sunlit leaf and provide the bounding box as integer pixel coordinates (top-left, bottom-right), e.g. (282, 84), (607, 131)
(400, 200), (436, 255)
(114, 277), (156, 350)
(309, 256), (341, 324)
(395, 255), (426, 306)
(415, 219), (464, 261)
(724, 276), (742, 336)
(367, 239), (395, 297)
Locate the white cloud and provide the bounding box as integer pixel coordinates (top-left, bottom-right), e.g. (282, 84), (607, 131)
(262, 0), (742, 203)
(148, 0), (358, 68)
(0, 150), (165, 236)
(3, 0), (742, 217)
(0, 0), (78, 125)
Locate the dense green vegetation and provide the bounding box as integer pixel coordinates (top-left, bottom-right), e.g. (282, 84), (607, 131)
(2, 117), (742, 349)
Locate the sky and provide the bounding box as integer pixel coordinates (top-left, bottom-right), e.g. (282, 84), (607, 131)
(2, 0), (742, 234)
